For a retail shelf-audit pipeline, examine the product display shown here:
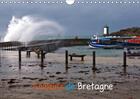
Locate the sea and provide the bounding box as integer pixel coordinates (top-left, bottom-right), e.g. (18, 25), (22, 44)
(55, 46), (124, 57)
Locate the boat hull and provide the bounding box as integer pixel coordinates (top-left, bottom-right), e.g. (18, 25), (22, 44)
(89, 42), (121, 49)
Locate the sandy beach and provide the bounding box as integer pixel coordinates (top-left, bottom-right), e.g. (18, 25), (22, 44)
(0, 50), (140, 99)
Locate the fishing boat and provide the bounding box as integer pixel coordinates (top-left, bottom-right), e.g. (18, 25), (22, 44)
(89, 25), (140, 48)
(89, 35), (140, 49)
(88, 35), (123, 49)
(124, 36), (140, 46)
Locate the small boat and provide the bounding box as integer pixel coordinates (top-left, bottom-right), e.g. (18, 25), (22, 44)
(125, 48), (140, 57)
(127, 52), (140, 57)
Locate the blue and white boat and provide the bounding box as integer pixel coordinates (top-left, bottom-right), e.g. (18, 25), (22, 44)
(88, 35), (123, 49)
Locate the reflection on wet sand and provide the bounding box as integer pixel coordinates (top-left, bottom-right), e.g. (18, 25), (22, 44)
(0, 49), (140, 99)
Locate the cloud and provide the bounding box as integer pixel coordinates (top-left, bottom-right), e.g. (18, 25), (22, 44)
(0, 0), (140, 37)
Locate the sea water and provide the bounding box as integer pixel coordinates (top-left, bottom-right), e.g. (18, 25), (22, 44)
(55, 46), (124, 57)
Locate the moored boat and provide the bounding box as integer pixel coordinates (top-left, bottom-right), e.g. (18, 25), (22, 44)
(89, 35), (140, 49)
(88, 35), (123, 49)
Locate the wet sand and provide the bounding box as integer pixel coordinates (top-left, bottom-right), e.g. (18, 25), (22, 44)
(0, 51), (140, 99)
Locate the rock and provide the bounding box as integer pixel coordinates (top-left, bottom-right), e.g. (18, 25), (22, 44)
(57, 77), (64, 80)
(22, 77), (38, 80)
(8, 79), (16, 84)
(56, 72), (61, 74)
(38, 78), (47, 81)
(96, 70), (101, 73)
(49, 75), (55, 78)
(46, 72), (50, 74)
(23, 84), (31, 87)
(78, 70), (89, 73)
(9, 65), (12, 67)
(59, 80), (66, 83)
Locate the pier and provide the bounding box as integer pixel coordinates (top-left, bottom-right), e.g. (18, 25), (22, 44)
(0, 38), (89, 51)
(0, 38), (139, 74)
(0, 38), (89, 67)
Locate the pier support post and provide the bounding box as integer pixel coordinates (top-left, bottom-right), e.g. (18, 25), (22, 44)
(26, 51), (31, 58)
(123, 52), (127, 66)
(123, 52), (127, 73)
(92, 51), (96, 71)
(0, 49), (1, 67)
(18, 49), (21, 69)
(41, 50), (44, 67)
(43, 52), (46, 59)
(37, 53), (40, 58)
(65, 50), (68, 69)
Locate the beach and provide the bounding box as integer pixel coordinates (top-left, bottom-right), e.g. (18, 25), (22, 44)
(0, 46), (140, 99)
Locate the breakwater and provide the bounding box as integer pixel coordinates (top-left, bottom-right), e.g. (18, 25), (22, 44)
(0, 38), (89, 51)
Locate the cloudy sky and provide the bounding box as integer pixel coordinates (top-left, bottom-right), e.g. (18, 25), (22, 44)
(0, 0), (140, 39)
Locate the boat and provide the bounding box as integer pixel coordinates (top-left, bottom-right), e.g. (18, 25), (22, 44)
(124, 36), (140, 46)
(125, 48), (140, 57)
(127, 52), (140, 57)
(88, 35), (123, 49)
(89, 35), (140, 49)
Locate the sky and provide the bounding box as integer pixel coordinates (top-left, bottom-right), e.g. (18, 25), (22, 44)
(0, 0), (140, 39)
